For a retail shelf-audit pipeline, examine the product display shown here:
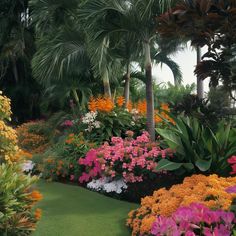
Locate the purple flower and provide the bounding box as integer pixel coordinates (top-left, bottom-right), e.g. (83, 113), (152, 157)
(225, 185), (236, 193)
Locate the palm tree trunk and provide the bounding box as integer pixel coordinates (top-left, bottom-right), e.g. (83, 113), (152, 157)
(12, 57), (19, 83)
(102, 69), (112, 98)
(196, 47), (204, 99)
(144, 41), (155, 141)
(124, 62), (130, 107)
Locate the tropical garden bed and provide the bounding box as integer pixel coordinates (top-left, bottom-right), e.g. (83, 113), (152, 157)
(1, 0), (236, 236)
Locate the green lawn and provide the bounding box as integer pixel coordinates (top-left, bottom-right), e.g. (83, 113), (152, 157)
(33, 181), (138, 236)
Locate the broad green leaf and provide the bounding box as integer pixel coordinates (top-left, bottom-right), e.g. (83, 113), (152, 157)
(156, 159), (183, 171)
(195, 158), (212, 172)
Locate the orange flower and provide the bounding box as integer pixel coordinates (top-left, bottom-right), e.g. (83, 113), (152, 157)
(68, 133), (75, 138)
(127, 101), (133, 111)
(155, 113), (163, 123)
(96, 97), (114, 112)
(160, 103), (170, 112)
(136, 100), (147, 114)
(88, 97), (97, 112)
(34, 208), (42, 220)
(116, 96), (125, 107)
(29, 190), (43, 201)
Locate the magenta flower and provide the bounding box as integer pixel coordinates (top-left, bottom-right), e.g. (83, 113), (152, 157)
(62, 120), (73, 127)
(225, 185), (236, 193)
(151, 203), (234, 236)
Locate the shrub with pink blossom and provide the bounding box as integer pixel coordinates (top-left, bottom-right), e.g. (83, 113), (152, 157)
(78, 131), (172, 186)
(228, 155), (236, 175)
(151, 203), (235, 236)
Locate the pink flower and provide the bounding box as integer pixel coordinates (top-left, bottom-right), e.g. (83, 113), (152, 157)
(228, 156), (236, 164)
(61, 120), (73, 127)
(70, 175), (75, 181)
(125, 130), (134, 137)
(228, 156), (236, 175)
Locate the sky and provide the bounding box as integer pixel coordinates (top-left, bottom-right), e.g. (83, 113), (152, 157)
(153, 45), (210, 93)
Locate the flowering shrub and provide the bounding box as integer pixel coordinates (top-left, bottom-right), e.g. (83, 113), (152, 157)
(79, 131), (172, 190)
(37, 133), (96, 181)
(0, 91), (42, 235)
(151, 203), (235, 236)
(0, 164), (42, 235)
(16, 121), (50, 154)
(127, 174), (236, 236)
(228, 155), (236, 175)
(62, 97), (174, 144)
(0, 91), (12, 120)
(0, 91), (19, 164)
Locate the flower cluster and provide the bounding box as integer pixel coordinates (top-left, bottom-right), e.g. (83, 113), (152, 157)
(0, 91), (12, 120)
(0, 92), (20, 163)
(228, 155), (236, 175)
(127, 174), (236, 236)
(0, 120), (19, 163)
(81, 111), (101, 132)
(16, 121), (49, 154)
(79, 131), (172, 187)
(88, 97), (114, 112)
(129, 100), (175, 125)
(87, 177), (128, 194)
(151, 203), (235, 236)
(61, 119), (74, 127)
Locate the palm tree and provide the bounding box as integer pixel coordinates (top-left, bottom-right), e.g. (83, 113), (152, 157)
(196, 46), (204, 99)
(79, 0), (179, 140)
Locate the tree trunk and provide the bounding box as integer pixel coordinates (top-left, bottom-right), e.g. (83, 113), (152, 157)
(124, 62), (130, 107)
(196, 47), (204, 99)
(102, 69), (112, 98)
(12, 57), (19, 83)
(144, 42), (155, 141)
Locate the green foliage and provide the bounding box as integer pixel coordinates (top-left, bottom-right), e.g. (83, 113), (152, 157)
(131, 82), (195, 107)
(33, 133), (94, 181)
(156, 117), (236, 176)
(0, 163), (39, 236)
(74, 108), (146, 144)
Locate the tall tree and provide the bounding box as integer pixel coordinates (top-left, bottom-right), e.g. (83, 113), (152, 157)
(196, 46), (204, 99)
(79, 0), (179, 141)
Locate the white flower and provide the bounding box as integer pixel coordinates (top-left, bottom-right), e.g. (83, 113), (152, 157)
(131, 121), (135, 126)
(94, 121), (101, 128)
(22, 160), (35, 173)
(87, 177), (128, 194)
(131, 109), (139, 114)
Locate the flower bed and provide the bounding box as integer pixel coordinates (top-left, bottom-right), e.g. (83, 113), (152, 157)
(127, 174), (236, 236)
(78, 131), (173, 196)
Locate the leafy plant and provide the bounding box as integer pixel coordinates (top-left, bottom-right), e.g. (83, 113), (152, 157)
(156, 117), (236, 176)
(0, 163), (42, 236)
(34, 133), (95, 181)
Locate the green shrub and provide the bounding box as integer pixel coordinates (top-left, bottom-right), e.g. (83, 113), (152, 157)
(156, 117), (236, 176)
(33, 133), (95, 181)
(0, 164), (42, 236)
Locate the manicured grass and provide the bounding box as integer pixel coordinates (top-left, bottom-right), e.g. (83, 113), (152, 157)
(33, 181), (138, 236)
